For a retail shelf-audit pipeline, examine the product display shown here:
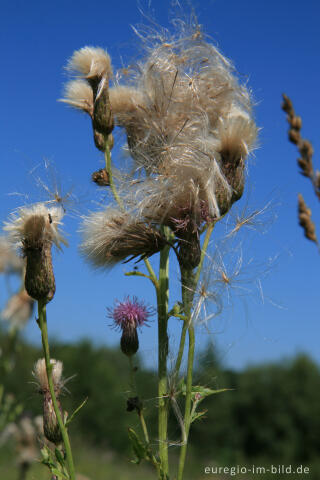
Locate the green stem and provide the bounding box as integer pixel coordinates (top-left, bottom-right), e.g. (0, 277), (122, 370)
(157, 234), (170, 480)
(128, 357), (160, 475)
(37, 300), (76, 480)
(104, 140), (124, 210)
(173, 223), (215, 382)
(177, 268), (196, 480)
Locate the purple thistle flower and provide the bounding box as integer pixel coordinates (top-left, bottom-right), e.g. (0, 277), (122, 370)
(107, 296), (153, 331)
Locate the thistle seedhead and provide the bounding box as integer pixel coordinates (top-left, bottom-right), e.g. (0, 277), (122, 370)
(64, 46), (114, 151)
(67, 46), (112, 80)
(33, 358), (64, 444)
(60, 79), (94, 115)
(80, 208), (166, 267)
(4, 204), (66, 302)
(1, 289), (34, 330)
(0, 235), (24, 274)
(33, 358), (63, 395)
(109, 23), (257, 220)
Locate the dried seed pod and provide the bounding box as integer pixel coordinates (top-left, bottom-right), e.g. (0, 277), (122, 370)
(91, 168), (110, 186)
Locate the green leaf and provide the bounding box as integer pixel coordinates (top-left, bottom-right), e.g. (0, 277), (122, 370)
(55, 448), (65, 467)
(65, 397), (88, 426)
(128, 427), (147, 464)
(191, 409), (207, 423)
(51, 467), (69, 479)
(181, 384), (232, 403)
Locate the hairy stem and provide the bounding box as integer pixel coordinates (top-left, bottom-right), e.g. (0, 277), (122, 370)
(37, 300), (75, 480)
(157, 232), (170, 479)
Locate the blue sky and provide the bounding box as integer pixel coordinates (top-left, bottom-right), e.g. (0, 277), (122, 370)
(1, 0), (320, 370)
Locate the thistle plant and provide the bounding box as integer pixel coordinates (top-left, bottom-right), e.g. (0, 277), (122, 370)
(61, 16), (257, 480)
(1, 12), (259, 480)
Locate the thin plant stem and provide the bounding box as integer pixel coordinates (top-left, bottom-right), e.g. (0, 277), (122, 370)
(37, 300), (76, 480)
(104, 141), (168, 477)
(173, 222), (215, 381)
(128, 356), (160, 475)
(177, 268), (196, 480)
(104, 140), (124, 210)
(104, 143), (159, 289)
(157, 232), (170, 480)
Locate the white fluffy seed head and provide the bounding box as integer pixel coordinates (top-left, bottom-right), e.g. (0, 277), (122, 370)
(0, 236), (24, 273)
(33, 358), (63, 393)
(67, 46), (112, 79)
(80, 207), (166, 267)
(60, 79), (94, 114)
(4, 203), (67, 251)
(109, 22), (257, 219)
(1, 290), (34, 330)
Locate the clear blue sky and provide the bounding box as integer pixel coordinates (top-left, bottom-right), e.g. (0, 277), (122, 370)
(1, 0), (319, 370)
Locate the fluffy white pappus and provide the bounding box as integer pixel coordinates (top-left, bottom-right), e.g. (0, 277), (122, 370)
(1, 290), (34, 330)
(0, 236), (24, 273)
(33, 358), (63, 392)
(67, 46), (112, 79)
(109, 86), (144, 123)
(110, 21), (256, 218)
(60, 79), (93, 115)
(4, 203), (67, 250)
(216, 106), (258, 160)
(80, 207), (166, 267)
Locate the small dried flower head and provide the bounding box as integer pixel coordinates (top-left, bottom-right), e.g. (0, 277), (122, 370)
(4, 204), (67, 302)
(1, 289), (34, 330)
(33, 358), (63, 394)
(33, 358), (64, 444)
(108, 296), (153, 357)
(67, 46), (112, 79)
(60, 79), (93, 115)
(80, 207), (166, 267)
(91, 168), (110, 186)
(4, 203), (66, 251)
(0, 235), (24, 274)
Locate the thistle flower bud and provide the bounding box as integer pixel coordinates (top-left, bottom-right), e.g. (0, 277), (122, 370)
(4, 204), (67, 303)
(33, 358), (64, 445)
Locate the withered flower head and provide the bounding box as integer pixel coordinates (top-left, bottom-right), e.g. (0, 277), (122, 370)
(32, 358), (64, 445)
(1, 289), (34, 330)
(0, 235), (24, 274)
(80, 207), (166, 267)
(4, 204), (67, 302)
